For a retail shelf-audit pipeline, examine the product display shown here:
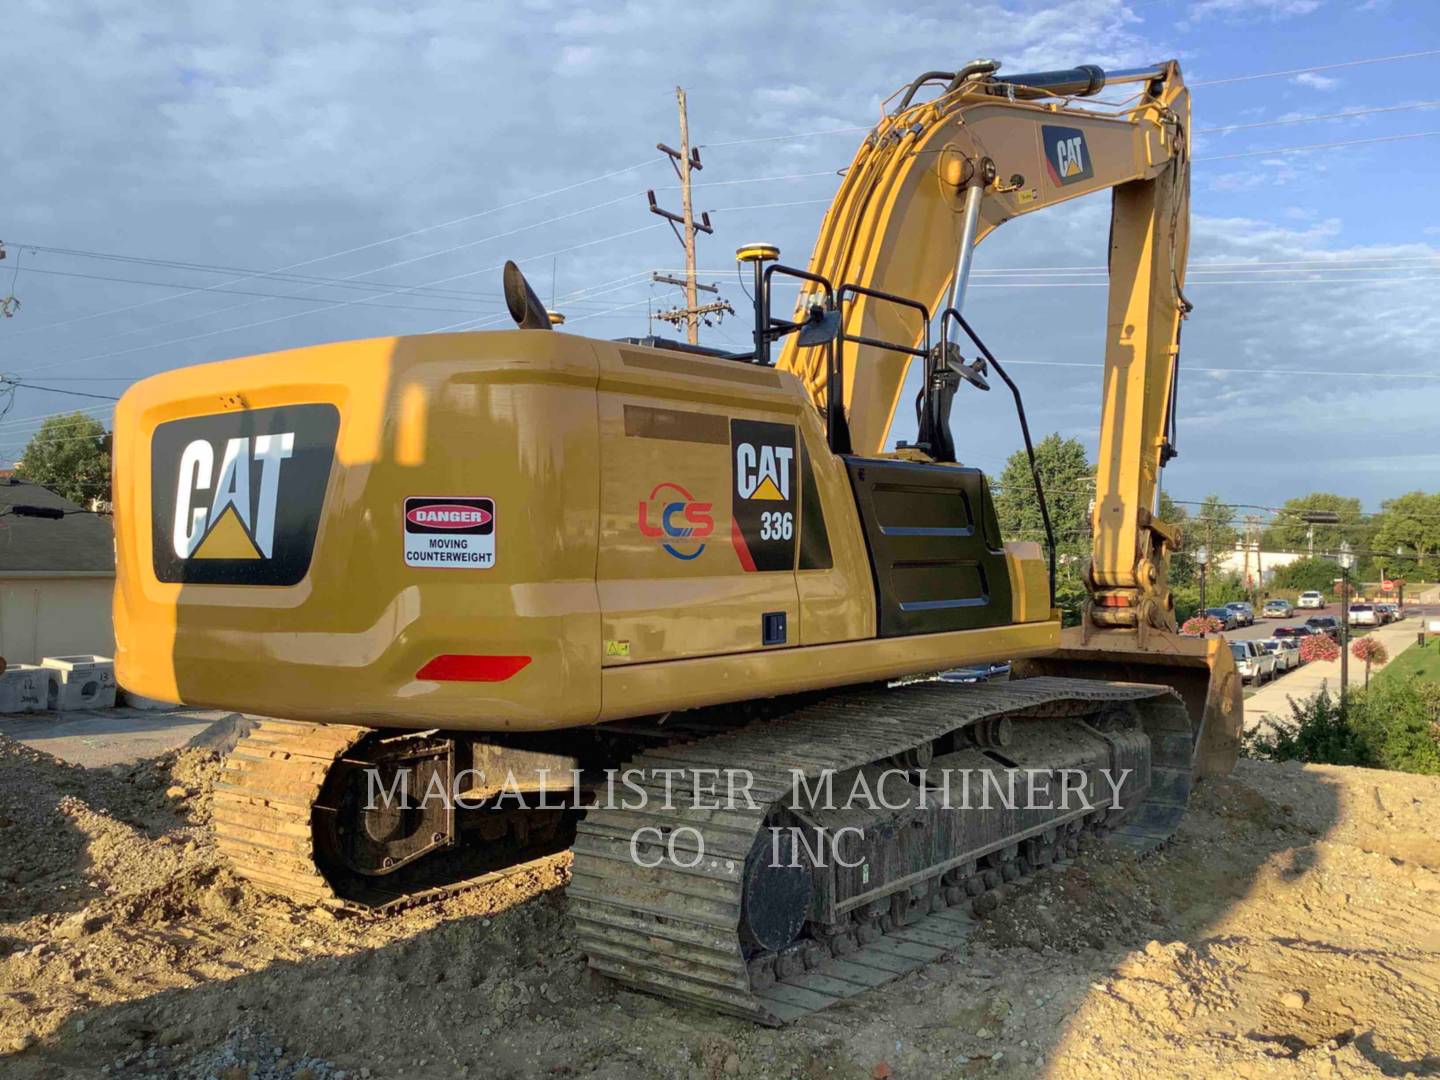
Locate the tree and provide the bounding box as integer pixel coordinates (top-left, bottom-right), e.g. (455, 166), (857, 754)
(1372, 491), (1440, 578)
(14, 412), (111, 507)
(1192, 493), (1238, 558)
(1261, 492), (1370, 554)
(992, 434), (1093, 625)
(993, 434), (1092, 550)
(1160, 492), (1196, 587)
(1272, 557), (1346, 595)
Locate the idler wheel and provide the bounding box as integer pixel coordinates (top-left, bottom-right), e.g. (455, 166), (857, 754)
(738, 823), (814, 953)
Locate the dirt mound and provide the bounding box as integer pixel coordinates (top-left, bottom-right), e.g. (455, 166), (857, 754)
(2, 732), (1438, 1078)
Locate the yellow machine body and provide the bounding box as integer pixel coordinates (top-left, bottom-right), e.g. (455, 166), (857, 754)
(110, 61), (1247, 1014)
(113, 331), (1057, 731)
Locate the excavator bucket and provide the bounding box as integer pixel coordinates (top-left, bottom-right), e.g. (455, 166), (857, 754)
(1014, 626), (1243, 780)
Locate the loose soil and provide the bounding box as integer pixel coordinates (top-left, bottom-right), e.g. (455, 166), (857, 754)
(2, 727), (1438, 1078)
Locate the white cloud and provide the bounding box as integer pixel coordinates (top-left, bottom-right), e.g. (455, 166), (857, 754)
(1293, 72), (1340, 91)
(1185, 0), (1322, 21)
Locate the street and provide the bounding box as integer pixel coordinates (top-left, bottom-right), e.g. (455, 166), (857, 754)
(1236, 599), (1440, 730)
(1220, 600), (1439, 643)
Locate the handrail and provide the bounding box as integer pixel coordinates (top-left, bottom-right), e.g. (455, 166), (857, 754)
(940, 307), (1056, 607)
(834, 283), (931, 457)
(755, 264), (849, 452)
(836, 283), (931, 360)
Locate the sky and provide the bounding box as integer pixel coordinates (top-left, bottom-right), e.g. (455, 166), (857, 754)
(3, 0), (1439, 514)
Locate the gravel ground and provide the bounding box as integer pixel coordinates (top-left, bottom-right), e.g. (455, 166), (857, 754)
(1, 727), (1438, 1079)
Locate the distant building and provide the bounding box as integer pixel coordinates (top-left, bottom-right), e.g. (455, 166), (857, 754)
(1213, 542), (1305, 586)
(0, 476), (115, 665)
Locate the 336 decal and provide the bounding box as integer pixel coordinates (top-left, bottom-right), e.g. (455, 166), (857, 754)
(731, 419), (798, 572)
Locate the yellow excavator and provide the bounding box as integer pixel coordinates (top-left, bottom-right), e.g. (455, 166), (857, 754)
(112, 58), (1240, 1023)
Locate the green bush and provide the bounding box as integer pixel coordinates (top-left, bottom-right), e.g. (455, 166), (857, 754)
(1349, 677), (1440, 775)
(1244, 689), (1373, 767)
(1055, 576), (1086, 628)
(1172, 583), (1201, 624)
(1244, 679), (1440, 775)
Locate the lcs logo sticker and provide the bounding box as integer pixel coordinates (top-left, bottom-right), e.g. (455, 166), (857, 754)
(731, 420), (796, 572)
(1042, 125), (1094, 186)
(637, 482), (714, 561)
(150, 404), (339, 585)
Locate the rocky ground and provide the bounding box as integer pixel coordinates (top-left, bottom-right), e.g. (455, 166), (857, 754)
(1, 726), (1438, 1079)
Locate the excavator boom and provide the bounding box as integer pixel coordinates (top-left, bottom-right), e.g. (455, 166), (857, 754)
(770, 57), (1238, 766)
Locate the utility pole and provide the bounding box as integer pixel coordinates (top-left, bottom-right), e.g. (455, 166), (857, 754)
(650, 273), (733, 336)
(647, 87), (719, 345)
(675, 87), (698, 344)
(1338, 540), (1354, 709)
(1245, 514), (1262, 604)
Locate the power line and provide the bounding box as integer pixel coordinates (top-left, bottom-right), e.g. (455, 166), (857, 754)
(680, 170), (839, 191)
(964, 256), (1440, 274)
(426, 271), (662, 334)
(1196, 100), (1440, 135)
(999, 358), (1440, 380)
(2, 264), (505, 316)
(0, 380), (119, 402)
(711, 198), (834, 214)
(700, 126), (869, 149)
(667, 254), (1440, 276)
(702, 273), (1440, 290)
(1196, 130), (1440, 162)
(2, 261), (632, 312)
(0, 406), (114, 442)
(7, 165), (831, 367)
(4, 155), (667, 340)
(1191, 49), (1440, 88)
(3, 243), (512, 302)
(7, 223), (667, 378)
(3, 188), (655, 359)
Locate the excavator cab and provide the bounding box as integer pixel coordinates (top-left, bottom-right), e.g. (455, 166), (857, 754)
(738, 244), (1241, 783)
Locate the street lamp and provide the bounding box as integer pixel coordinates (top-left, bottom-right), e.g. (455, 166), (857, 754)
(1338, 540), (1355, 708)
(1196, 545), (1209, 610)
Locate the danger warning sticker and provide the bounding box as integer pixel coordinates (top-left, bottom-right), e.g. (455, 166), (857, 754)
(404, 496), (495, 569)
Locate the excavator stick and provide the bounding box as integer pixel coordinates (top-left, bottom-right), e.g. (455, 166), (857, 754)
(1014, 627), (1243, 782)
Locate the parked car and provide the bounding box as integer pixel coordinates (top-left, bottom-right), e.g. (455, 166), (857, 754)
(1349, 603), (1378, 627)
(1230, 639), (1278, 684)
(1225, 601), (1256, 627)
(1261, 637), (1300, 673)
(941, 663), (1010, 683)
(1297, 591), (1325, 610)
(1378, 602), (1402, 622)
(1305, 615), (1342, 640)
(1262, 598), (1293, 619)
(1203, 606), (1240, 631)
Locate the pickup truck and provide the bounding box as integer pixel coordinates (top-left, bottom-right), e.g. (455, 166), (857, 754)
(1348, 604), (1378, 627)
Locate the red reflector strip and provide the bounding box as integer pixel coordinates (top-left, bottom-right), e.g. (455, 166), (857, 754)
(416, 654), (531, 682)
(1098, 595), (1132, 607)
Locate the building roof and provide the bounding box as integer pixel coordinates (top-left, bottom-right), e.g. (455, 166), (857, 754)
(0, 478), (114, 574)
